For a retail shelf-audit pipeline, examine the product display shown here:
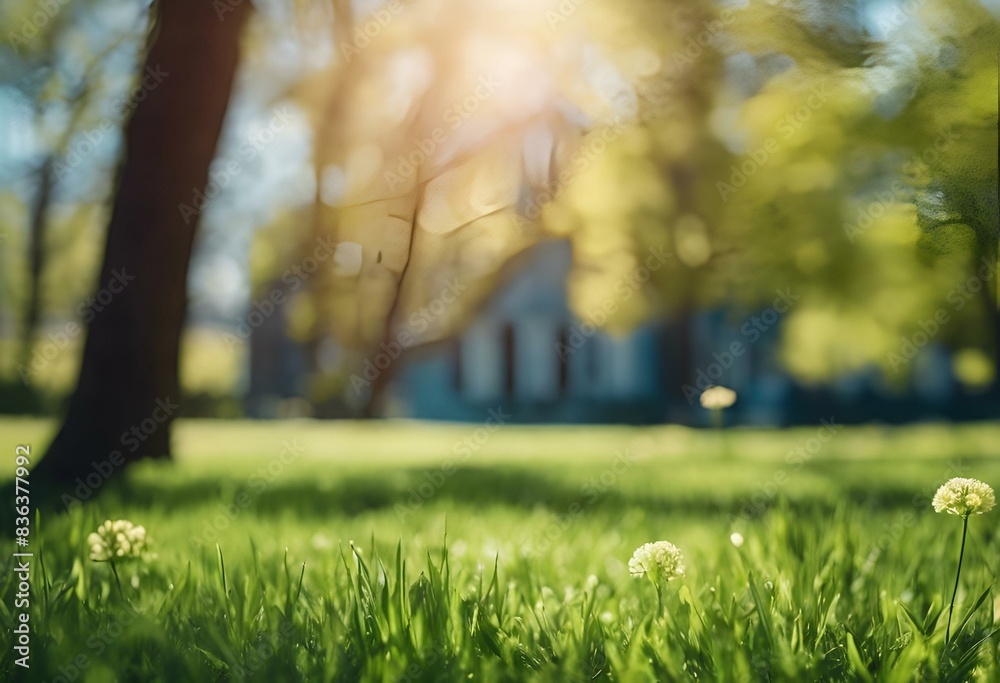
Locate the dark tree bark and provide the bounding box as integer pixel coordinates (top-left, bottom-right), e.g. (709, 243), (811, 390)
(18, 157), (54, 374)
(33, 0), (251, 484)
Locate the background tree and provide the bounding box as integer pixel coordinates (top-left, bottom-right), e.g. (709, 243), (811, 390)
(32, 0), (251, 482)
(551, 0), (997, 391)
(1, 0), (139, 410)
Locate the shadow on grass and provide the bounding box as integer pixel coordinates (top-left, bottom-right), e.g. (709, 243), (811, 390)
(76, 452), (1000, 523)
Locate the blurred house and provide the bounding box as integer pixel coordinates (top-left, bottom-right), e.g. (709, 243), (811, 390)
(244, 239), (998, 425)
(382, 239), (794, 425)
(386, 240), (670, 423)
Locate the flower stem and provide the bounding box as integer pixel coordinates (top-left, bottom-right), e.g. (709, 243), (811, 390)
(110, 561), (125, 601)
(713, 409), (731, 459)
(712, 409), (723, 431)
(945, 514), (969, 645)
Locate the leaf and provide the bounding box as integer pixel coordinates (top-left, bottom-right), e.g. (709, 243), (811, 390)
(747, 571), (774, 650)
(952, 585), (992, 644)
(897, 600), (923, 634)
(844, 631), (873, 683)
(216, 544), (228, 597)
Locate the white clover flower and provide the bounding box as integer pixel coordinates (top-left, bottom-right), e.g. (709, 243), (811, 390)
(628, 541), (685, 583)
(730, 532), (745, 548)
(700, 385), (737, 410)
(932, 478), (995, 517)
(88, 519), (148, 562)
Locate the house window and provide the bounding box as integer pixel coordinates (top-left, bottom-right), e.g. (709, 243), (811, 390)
(558, 327), (570, 396)
(461, 322), (506, 400)
(452, 337), (463, 393)
(586, 332), (601, 387)
(503, 322), (516, 397)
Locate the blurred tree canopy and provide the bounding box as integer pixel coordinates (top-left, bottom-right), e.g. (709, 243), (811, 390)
(0, 0), (997, 419)
(545, 0), (999, 385)
(264, 0), (998, 398)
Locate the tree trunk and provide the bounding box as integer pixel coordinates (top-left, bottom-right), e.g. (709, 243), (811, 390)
(33, 0), (251, 484)
(18, 157), (54, 374)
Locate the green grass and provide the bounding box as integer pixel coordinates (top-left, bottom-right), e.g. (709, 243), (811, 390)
(1, 418), (999, 681)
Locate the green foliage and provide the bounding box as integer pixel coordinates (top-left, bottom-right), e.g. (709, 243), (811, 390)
(550, 0), (999, 381)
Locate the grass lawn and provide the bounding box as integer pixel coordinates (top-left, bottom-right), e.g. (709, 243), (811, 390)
(1, 418), (999, 681)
